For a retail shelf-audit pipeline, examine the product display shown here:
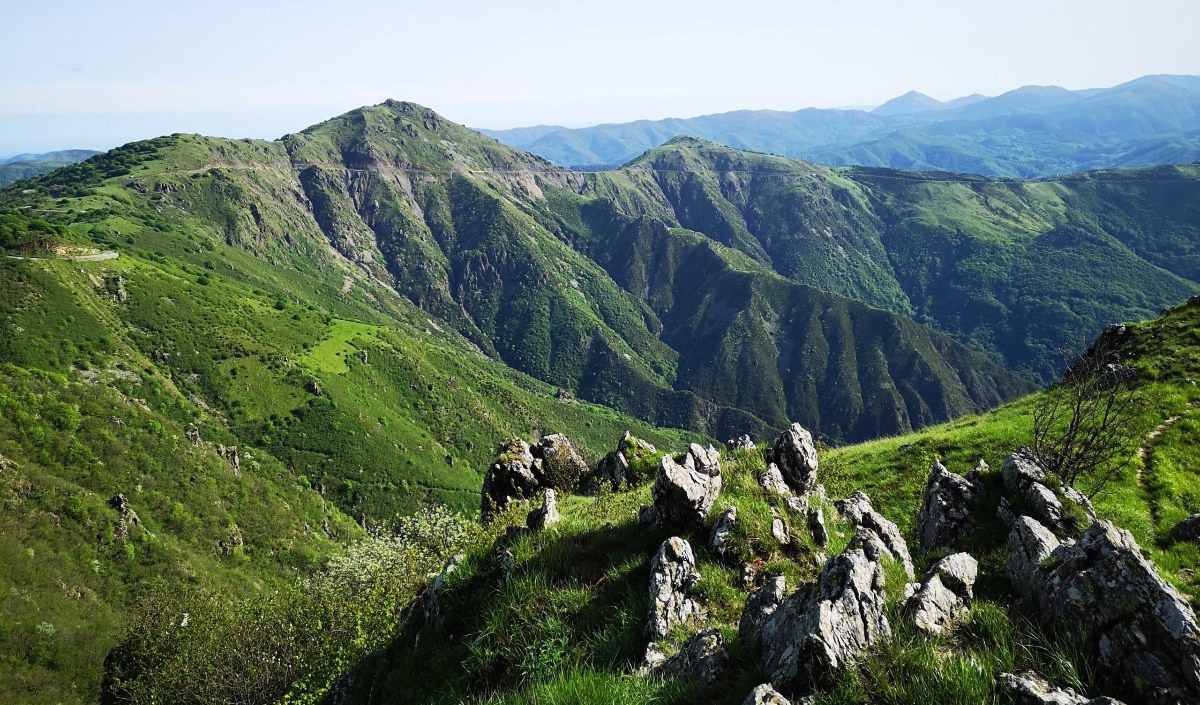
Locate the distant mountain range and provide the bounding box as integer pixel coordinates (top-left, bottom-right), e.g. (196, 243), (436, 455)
(480, 75), (1200, 177)
(0, 149), (100, 186)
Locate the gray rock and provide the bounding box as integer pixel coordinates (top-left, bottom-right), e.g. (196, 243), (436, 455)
(1035, 521), (1200, 703)
(415, 553), (463, 632)
(743, 683), (793, 705)
(1007, 515), (1061, 599)
(739, 576), (787, 643)
(1027, 481), (1065, 531)
(760, 548), (891, 694)
(726, 435), (756, 451)
(835, 492), (914, 578)
(1061, 485), (1098, 524)
(902, 553), (977, 635)
(998, 497), (1018, 527)
(709, 506), (737, 561)
(643, 445), (723, 533)
(758, 463), (793, 497)
(915, 461), (985, 550)
(537, 433), (590, 488)
(769, 423), (820, 494)
(526, 488), (561, 531)
(648, 537), (705, 639)
(807, 506), (829, 548)
(997, 670), (1125, 705)
(771, 514), (791, 545)
(1170, 514), (1200, 543)
(654, 628), (727, 686)
(595, 450), (630, 491)
(481, 435), (587, 520)
(108, 493), (141, 541)
(1003, 453), (1047, 494)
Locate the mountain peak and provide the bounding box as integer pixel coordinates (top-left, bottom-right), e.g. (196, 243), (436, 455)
(872, 90), (944, 116)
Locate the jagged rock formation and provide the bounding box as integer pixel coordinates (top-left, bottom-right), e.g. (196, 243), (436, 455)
(743, 683), (794, 705)
(757, 462), (793, 497)
(1001, 453), (1092, 534)
(641, 444), (722, 532)
(769, 423), (820, 495)
(739, 576), (787, 643)
(647, 537), (705, 639)
(759, 547), (891, 695)
(998, 671), (1125, 705)
(481, 435), (587, 519)
(902, 553), (977, 635)
(834, 492), (914, 578)
(806, 505), (829, 548)
(108, 494), (140, 541)
(709, 506), (737, 562)
(1007, 515), (1062, 599)
(651, 628), (727, 685)
(726, 435), (756, 451)
(411, 553), (463, 641)
(526, 489), (560, 531)
(915, 460), (985, 550)
(771, 512), (791, 545)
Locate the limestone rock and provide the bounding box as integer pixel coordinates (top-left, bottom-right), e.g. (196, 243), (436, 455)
(771, 513), (791, 545)
(642, 445), (722, 533)
(1170, 513), (1200, 543)
(726, 434), (756, 451)
(769, 423), (819, 494)
(537, 433), (589, 488)
(758, 463), (793, 497)
(481, 435), (587, 520)
(915, 461), (985, 550)
(654, 628), (727, 686)
(526, 488), (561, 531)
(760, 548), (891, 694)
(1026, 481), (1064, 531)
(739, 576), (786, 643)
(595, 449), (631, 491)
(997, 670), (1125, 705)
(709, 506), (737, 561)
(902, 553), (977, 635)
(648, 537), (705, 639)
(743, 683), (793, 705)
(1003, 453), (1046, 494)
(807, 506), (829, 548)
(108, 494), (140, 541)
(835, 492), (914, 578)
(1035, 521), (1200, 703)
(1007, 515), (1061, 599)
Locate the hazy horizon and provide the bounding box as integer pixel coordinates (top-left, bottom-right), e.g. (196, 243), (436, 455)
(3, 0), (1199, 155)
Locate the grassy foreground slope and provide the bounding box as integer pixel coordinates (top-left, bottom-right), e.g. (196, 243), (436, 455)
(331, 297), (1200, 705)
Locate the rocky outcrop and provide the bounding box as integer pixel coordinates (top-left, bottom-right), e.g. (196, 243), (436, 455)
(108, 494), (140, 541)
(1169, 514), (1200, 543)
(217, 444), (241, 476)
(743, 683), (793, 705)
(648, 537), (705, 639)
(997, 671), (1124, 705)
(641, 444), (722, 533)
(835, 492), (914, 578)
(526, 489), (561, 531)
(185, 425), (202, 446)
(739, 576), (786, 643)
(726, 435), (756, 451)
(902, 553), (977, 635)
(1002, 453), (1086, 534)
(1034, 522), (1200, 704)
(915, 461), (985, 550)
(709, 506), (737, 562)
(412, 553), (463, 640)
(760, 548), (891, 694)
(481, 435), (587, 519)
(757, 462), (793, 497)
(769, 423), (819, 495)
(1007, 515), (1061, 599)
(596, 432), (657, 491)
(806, 506), (828, 548)
(652, 628), (727, 685)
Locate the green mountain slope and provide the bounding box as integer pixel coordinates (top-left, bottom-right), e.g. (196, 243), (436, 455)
(0, 150), (100, 186)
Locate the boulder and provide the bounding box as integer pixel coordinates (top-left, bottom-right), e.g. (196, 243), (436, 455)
(1006, 515), (1061, 599)
(1170, 513), (1200, 543)
(648, 537), (705, 639)
(769, 423), (820, 494)
(654, 628), (727, 686)
(709, 506), (737, 561)
(739, 576), (787, 643)
(536, 433), (590, 488)
(807, 506), (829, 548)
(595, 449), (630, 491)
(481, 435), (587, 519)
(760, 548), (891, 694)
(743, 683), (793, 705)
(1003, 453), (1047, 494)
(835, 492), (914, 578)
(997, 671), (1125, 705)
(1026, 481), (1065, 531)
(726, 435), (756, 451)
(902, 553), (977, 635)
(526, 488), (561, 531)
(915, 461), (985, 550)
(642, 445), (723, 533)
(758, 463), (793, 497)
(1034, 521), (1200, 703)
(771, 513), (791, 545)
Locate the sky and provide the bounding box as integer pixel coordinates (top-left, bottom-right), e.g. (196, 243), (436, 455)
(2, 0), (1199, 155)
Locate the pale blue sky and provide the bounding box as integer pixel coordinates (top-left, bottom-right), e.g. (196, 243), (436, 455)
(2, 0), (1198, 154)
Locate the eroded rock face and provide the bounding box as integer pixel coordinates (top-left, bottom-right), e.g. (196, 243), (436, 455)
(743, 683), (793, 705)
(1035, 522), (1200, 704)
(526, 488), (561, 531)
(654, 628), (727, 686)
(1007, 515), (1061, 599)
(108, 494), (140, 541)
(835, 492), (914, 578)
(769, 423), (819, 494)
(915, 461), (985, 550)
(997, 670), (1125, 705)
(739, 576), (787, 643)
(709, 506), (737, 562)
(902, 553), (977, 635)
(648, 537), (705, 639)
(642, 445), (723, 533)
(595, 449), (631, 491)
(760, 548), (891, 695)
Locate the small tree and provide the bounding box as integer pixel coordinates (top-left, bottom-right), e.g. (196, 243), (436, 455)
(1031, 333), (1140, 498)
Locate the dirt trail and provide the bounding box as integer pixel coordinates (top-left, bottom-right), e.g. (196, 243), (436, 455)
(1137, 415), (1183, 482)
(6, 251), (118, 262)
